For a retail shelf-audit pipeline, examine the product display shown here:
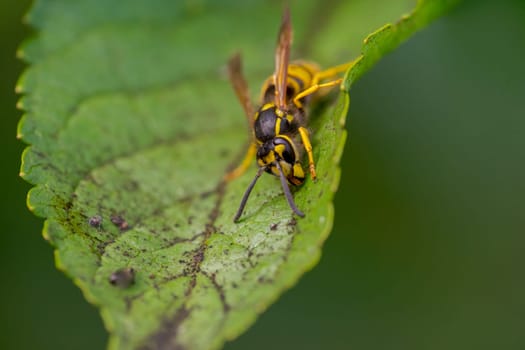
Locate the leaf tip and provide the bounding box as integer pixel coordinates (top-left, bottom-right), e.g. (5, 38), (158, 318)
(42, 219), (51, 241)
(16, 113), (27, 140)
(16, 47), (26, 60)
(15, 83), (23, 94)
(19, 146), (29, 178)
(26, 189), (37, 213)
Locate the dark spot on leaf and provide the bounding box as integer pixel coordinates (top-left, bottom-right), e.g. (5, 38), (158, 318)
(193, 250), (204, 266)
(96, 240), (112, 255)
(200, 189), (214, 199)
(124, 180), (139, 191)
(124, 297), (132, 311)
(149, 274), (156, 280)
(88, 215), (102, 228)
(270, 223), (279, 230)
(141, 306), (190, 350)
(111, 214), (131, 231)
(187, 215), (194, 225)
(208, 272), (230, 312)
(258, 275), (274, 284)
(187, 277), (197, 295)
(109, 267), (135, 288)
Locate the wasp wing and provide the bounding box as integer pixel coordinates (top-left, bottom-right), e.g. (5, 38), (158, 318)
(274, 7), (292, 111)
(228, 53), (255, 126)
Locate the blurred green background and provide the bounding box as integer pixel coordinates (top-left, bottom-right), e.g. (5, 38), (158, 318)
(1, 0), (523, 349)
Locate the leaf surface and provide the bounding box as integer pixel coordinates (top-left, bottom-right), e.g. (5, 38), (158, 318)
(18, 0), (458, 349)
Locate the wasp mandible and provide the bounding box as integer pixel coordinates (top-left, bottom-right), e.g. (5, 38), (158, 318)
(226, 8), (351, 222)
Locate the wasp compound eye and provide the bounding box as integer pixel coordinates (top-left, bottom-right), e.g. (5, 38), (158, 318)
(273, 137), (296, 164)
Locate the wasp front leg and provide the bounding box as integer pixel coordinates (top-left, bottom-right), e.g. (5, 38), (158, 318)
(298, 126), (316, 180)
(224, 142), (257, 181)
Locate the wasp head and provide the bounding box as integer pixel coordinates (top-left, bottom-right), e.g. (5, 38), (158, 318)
(256, 135), (305, 186)
(233, 135), (306, 222)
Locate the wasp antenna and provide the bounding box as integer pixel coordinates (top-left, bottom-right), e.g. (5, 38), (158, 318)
(233, 167), (266, 222)
(274, 161), (305, 218)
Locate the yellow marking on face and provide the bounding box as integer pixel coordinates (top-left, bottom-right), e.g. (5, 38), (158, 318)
(258, 151), (276, 167)
(293, 162), (305, 179)
(274, 144), (286, 158)
(269, 160), (291, 178)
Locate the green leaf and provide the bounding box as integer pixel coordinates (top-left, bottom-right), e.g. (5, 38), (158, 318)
(18, 0), (458, 349)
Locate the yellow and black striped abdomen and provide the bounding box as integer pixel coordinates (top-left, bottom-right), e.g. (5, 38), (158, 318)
(260, 60), (320, 106)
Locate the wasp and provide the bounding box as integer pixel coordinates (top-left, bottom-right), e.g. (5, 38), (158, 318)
(226, 8), (351, 222)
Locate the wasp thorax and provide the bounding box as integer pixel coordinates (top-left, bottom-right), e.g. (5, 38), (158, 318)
(254, 105), (294, 142)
